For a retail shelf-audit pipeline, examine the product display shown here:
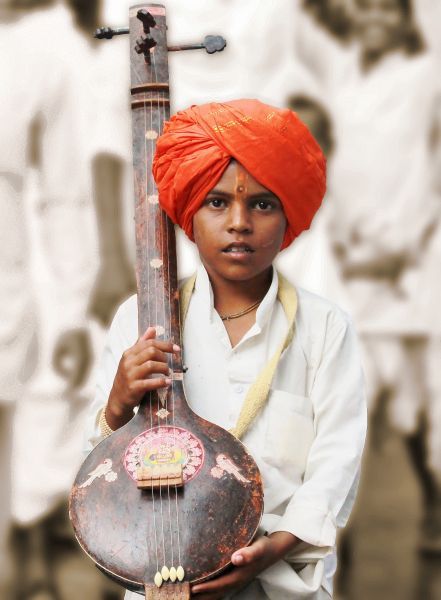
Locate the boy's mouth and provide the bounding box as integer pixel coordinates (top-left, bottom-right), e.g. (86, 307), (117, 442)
(222, 242), (254, 254)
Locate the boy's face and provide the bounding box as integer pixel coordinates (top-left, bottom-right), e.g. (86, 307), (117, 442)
(193, 161), (286, 284)
(354, 0), (406, 56)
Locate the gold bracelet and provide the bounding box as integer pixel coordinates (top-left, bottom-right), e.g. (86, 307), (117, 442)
(99, 406), (115, 438)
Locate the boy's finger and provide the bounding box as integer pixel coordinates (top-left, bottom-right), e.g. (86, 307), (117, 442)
(136, 360), (171, 378)
(137, 338), (180, 355)
(135, 377), (172, 392)
(140, 326), (157, 342)
(231, 538), (266, 566)
(192, 569), (239, 595)
(136, 346), (169, 366)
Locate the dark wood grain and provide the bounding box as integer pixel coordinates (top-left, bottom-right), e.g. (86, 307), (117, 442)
(129, 3), (182, 370)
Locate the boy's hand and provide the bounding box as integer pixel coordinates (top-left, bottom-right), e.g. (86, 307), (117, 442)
(191, 531), (298, 599)
(105, 327), (180, 430)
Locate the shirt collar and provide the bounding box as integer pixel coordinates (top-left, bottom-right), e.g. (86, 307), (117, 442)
(192, 263), (212, 321)
(193, 263), (279, 347)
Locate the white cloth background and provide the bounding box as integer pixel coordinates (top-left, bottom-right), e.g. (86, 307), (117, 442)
(3, 4), (98, 524)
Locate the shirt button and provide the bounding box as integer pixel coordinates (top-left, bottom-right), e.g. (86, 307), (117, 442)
(234, 384), (244, 394)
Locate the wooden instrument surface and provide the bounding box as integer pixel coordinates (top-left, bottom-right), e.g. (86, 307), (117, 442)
(70, 387), (263, 591)
(70, 4), (263, 595)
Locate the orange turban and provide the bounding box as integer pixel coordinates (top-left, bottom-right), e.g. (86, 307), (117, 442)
(152, 99), (326, 249)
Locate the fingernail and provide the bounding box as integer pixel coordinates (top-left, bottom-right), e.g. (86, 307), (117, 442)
(173, 344), (180, 352)
(232, 553), (243, 565)
(165, 378), (172, 385)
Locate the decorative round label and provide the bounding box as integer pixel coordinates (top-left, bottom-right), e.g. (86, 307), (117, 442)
(124, 426), (205, 483)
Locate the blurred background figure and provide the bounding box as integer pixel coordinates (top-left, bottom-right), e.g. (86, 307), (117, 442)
(301, 0), (355, 42)
(2, 0), (441, 599)
(413, 0), (441, 64)
(294, 0), (441, 597)
(276, 92), (351, 312)
(0, 1), (126, 598)
(0, 0), (94, 596)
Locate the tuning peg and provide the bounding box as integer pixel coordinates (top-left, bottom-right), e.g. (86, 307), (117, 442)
(94, 27), (129, 39)
(168, 35), (227, 54)
(94, 9), (156, 42)
(94, 23), (227, 58)
(203, 35), (227, 54)
(134, 37), (157, 65)
(137, 9), (156, 33)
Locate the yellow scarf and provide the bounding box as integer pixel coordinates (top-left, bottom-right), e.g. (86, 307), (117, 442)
(179, 271), (298, 439)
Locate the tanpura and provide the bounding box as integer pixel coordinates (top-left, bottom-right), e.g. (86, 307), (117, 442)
(69, 5), (264, 599)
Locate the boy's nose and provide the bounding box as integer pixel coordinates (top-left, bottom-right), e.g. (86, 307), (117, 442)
(227, 203), (252, 233)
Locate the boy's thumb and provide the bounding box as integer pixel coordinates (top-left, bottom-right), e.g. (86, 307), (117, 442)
(231, 538), (265, 566)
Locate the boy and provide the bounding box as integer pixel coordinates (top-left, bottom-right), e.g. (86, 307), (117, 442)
(86, 100), (366, 599)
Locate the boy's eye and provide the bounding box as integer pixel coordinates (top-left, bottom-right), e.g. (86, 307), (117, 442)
(206, 197), (225, 208)
(254, 199), (273, 211)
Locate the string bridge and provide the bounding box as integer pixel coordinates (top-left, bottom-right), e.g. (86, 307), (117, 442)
(136, 464), (184, 489)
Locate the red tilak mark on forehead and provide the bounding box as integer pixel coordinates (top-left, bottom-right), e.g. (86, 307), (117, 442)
(234, 164), (249, 197)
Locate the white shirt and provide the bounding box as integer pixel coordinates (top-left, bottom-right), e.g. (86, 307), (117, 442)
(294, 7), (441, 334)
(85, 265), (366, 598)
(0, 5), (96, 401)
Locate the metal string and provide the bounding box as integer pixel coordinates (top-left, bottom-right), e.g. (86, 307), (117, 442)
(152, 48), (183, 575)
(162, 107), (183, 572)
(157, 87), (176, 573)
(142, 76), (160, 578)
(151, 49), (175, 581)
(137, 27), (184, 585)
